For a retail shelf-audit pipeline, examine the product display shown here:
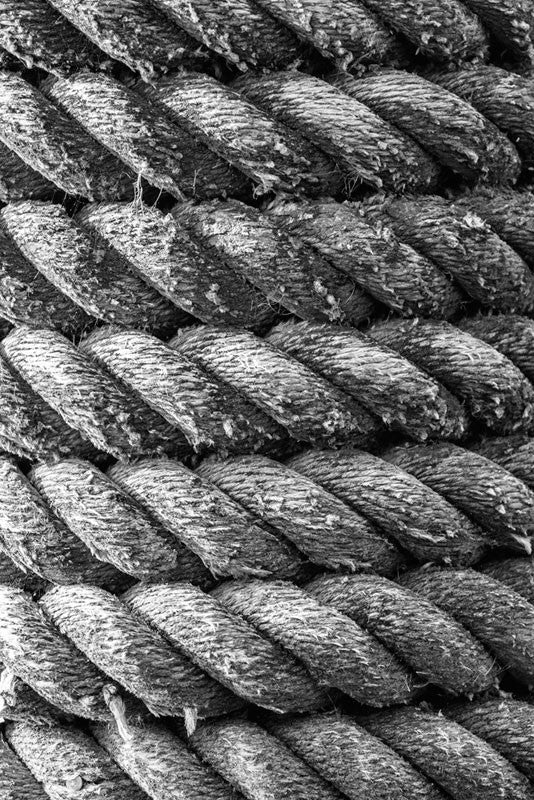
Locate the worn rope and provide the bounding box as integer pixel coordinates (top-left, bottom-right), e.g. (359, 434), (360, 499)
(2, 438), (533, 585)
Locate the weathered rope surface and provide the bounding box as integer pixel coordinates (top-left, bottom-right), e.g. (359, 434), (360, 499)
(4, 704), (534, 800)
(3, 439), (534, 586)
(1, 564), (534, 739)
(2, 317), (534, 463)
(3, 193), (534, 334)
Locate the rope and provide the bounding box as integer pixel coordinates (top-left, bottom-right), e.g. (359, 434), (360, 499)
(0, 71), (134, 201)
(0, 0), (99, 76)
(45, 0), (210, 80)
(359, 195), (534, 313)
(1, 316), (534, 461)
(0, 142), (55, 203)
(430, 66), (534, 173)
(330, 68), (521, 183)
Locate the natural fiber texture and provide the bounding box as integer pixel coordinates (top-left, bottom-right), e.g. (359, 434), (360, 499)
(330, 69), (521, 184)
(0, 0), (98, 75)
(0, 201), (187, 334)
(123, 582), (327, 712)
(266, 712), (444, 800)
(474, 435), (534, 490)
(431, 66), (534, 172)
(385, 442), (534, 552)
(30, 458), (209, 584)
(457, 190), (534, 266)
(0, 71), (134, 200)
(234, 71), (440, 192)
(266, 320), (468, 441)
(197, 454), (406, 573)
(45, 0), (209, 79)
(252, 0), (405, 67)
(81, 327), (288, 454)
(76, 202), (277, 331)
(361, 195), (534, 313)
(0, 733), (49, 800)
(5, 719), (147, 800)
(108, 458), (300, 579)
(44, 72), (248, 200)
(212, 578), (416, 706)
(173, 200), (374, 325)
(171, 325), (381, 447)
(1, 326), (189, 460)
(266, 199), (462, 318)
(0, 141), (55, 203)
(306, 573), (497, 695)
(361, 705), (534, 800)
(148, 0), (300, 69)
(139, 72), (340, 196)
(351, 0), (489, 60)
(369, 318), (534, 434)
(460, 0), (534, 61)
(287, 449), (486, 564)
(94, 719), (238, 800)
(401, 568), (534, 683)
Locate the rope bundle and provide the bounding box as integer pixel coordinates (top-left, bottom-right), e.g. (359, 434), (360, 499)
(2, 66), (534, 204)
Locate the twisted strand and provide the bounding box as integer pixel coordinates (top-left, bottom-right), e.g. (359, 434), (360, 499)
(455, 189), (534, 266)
(123, 582), (327, 712)
(40, 584), (242, 719)
(305, 573), (497, 695)
(266, 712), (444, 800)
(108, 458), (300, 579)
(148, 0), (299, 69)
(286, 449), (487, 564)
(401, 567), (534, 684)
(351, 0), (489, 60)
(234, 71), (440, 192)
(212, 579), (416, 706)
(170, 325), (382, 446)
(43, 72), (249, 201)
(0, 349), (101, 463)
(473, 435), (534, 489)
(459, 0), (534, 60)
(45, 0), (210, 80)
(0, 212), (91, 334)
(0, 734), (48, 800)
(0, 141), (56, 203)
(361, 705), (534, 800)
(384, 442), (534, 551)
(93, 719), (239, 800)
(431, 66), (534, 171)
(459, 315), (534, 383)
(173, 200), (375, 325)
(75, 202), (277, 331)
(251, 0), (406, 67)
(330, 69), (521, 184)
(0, 456), (126, 588)
(81, 327), (288, 454)
(0, 71), (134, 201)
(5, 719), (147, 800)
(266, 319), (468, 441)
(196, 454), (406, 573)
(0, 0), (99, 75)
(369, 317), (534, 434)
(479, 555), (534, 602)
(1, 327), (191, 460)
(266, 198), (462, 319)
(0, 201), (188, 335)
(138, 73), (341, 196)
(29, 459), (210, 584)
(445, 698), (534, 781)
(361, 195), (534, 313)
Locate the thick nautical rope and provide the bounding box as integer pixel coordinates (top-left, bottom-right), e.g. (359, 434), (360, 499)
(1, 562), (534, 731)
(2, 437), (534, 586)
(4, 701), (534, 800)
(1, 317), (534, 464)
(4, 0), (533, 74)
(2, 193), (534, 333)
(2, 68), (534, 204)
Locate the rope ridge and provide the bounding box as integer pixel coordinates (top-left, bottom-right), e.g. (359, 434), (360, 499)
(2, 191), (534, 336)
